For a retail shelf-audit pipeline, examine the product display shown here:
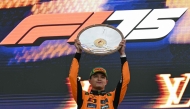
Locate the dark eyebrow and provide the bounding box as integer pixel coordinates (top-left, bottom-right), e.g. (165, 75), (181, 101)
(101, 74), (106, 77)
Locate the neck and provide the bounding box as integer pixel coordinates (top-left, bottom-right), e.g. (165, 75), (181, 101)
(91, 87), (104, 91)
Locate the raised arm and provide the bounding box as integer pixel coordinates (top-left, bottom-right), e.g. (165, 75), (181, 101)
(68, 39), (83, 106)
(112, 40), (130, 108)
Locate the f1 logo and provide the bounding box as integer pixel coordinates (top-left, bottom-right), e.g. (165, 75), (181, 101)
(0, 8), (187, 46)
(156, 73), (190, 108)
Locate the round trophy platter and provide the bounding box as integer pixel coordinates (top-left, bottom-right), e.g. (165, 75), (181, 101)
(77, 24), (124, 55)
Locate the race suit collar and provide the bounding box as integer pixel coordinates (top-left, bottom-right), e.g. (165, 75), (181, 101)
(90, 90), (106, 95)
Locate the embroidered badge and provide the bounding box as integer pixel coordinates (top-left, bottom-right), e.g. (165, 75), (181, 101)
(107, 93), (111, 96)
(88, 98), (97, 103)
(101, 98), (108, 104)
(101, 100), (106, 104)
(101, 104), (109, 109)
(85, 92), (89, 95)
(87, 103), (97, 108)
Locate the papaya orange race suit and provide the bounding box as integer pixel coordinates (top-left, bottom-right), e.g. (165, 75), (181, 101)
(69, 53), (130, 109)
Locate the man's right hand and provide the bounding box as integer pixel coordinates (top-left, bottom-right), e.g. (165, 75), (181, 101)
(74, 39), (82, 53)
(118, 39), (126, 56)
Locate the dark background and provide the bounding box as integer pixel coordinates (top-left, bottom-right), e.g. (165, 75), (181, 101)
(0, 0), (189, 109)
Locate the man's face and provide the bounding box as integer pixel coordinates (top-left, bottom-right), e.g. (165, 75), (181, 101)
(89, 72), (108, 90)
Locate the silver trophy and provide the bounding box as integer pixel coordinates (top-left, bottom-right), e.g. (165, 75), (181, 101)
(77, 24), (124, 55)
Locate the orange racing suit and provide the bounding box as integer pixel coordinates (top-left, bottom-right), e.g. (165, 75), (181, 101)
(69, 53), (130, 109)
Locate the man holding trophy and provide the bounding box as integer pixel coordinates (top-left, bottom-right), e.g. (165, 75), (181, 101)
(69, 24), (130, 109)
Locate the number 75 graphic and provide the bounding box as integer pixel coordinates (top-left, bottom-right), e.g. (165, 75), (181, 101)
(0, 8), (187, 46)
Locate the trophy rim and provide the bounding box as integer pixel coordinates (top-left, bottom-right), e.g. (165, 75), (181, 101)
(77, 24), (125, 56)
